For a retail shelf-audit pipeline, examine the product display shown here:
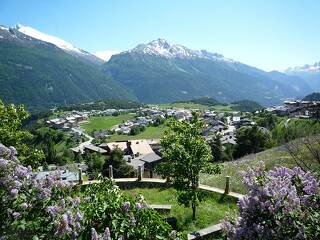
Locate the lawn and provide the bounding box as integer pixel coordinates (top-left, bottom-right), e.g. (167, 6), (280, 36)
(122, 187), (237, 234)
(108, 124), (167, 141)
(80, 113), (136, 133)
(200, 146), (295, 194)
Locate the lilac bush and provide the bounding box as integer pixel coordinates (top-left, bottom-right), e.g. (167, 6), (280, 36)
(223, 164), (320, 239)
(1, 143), (184, 239)
(0, 143), (82, 239)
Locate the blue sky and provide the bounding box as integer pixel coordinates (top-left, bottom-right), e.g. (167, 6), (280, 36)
(1, 0), (320, 71)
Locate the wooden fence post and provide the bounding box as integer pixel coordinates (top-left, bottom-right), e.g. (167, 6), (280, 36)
(225, 176), (230, 194)
(138, 166), (142, 181)
(78, 168), (83, 185)
(109, 165), (113, 179)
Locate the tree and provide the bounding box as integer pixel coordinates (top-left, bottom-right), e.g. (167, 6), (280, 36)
(0, 100), (44, 167)
(234, 125), (271, 158)
(104, 148), (134, 177)
(209, 135), (223, 162)
(156, 112), (221, 220)
(285, 135), (320, 172)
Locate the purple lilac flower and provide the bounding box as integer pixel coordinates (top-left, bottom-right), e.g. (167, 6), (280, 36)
(0, 159), (8, 169)
(72, 197), (81, 207)
(14, 166), (28, 177)
(91, 228), (99, 240)
(122, 201), (130, 212)
(75, 211), (83, 222)
(223, 165), (320, 240)
(136, 202), (142, 209)
(103, 227), (111, 240)
(12, 212), (21, 219)
(10, 188), (18, 197)
(21, 203), (28, 209)
(46, 205), (59, 217)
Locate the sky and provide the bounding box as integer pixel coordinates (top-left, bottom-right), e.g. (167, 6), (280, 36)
(1, 0), (320, 71)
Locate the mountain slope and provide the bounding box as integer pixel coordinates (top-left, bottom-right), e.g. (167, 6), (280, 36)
(15, 24), (104, 66)
(285, 62), (320, 91)
(102, 39), (309, 106)
(0, 26), (136, 111)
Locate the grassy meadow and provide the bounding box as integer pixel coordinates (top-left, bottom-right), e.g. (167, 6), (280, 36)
(200, 146), (296, 194)
(108, 124), (167, 141)
(80, 113), (136, 133)
(122, 187), (237, 233)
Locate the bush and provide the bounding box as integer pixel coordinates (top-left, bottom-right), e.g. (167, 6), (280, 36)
(223, 164), (320, 239)
(0, 144), (183, 239)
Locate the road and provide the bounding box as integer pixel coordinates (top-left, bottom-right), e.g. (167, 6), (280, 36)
(71, 127), (94, 153)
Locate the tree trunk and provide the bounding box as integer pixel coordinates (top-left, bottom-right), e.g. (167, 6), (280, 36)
(192, 202), (196, 221)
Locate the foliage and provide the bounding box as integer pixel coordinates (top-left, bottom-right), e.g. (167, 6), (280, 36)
(0, 100), (44, 168)
(104, 148), (134, 178)
(209, 135), (223, 162)
(285, 135), (320, 172)
(83, 152), (106, 179)
(156, 112), (221, 220)
(223, 164), (320, 239)
(61, 99), (144, 112)
(272, 118), (320, 145)
(0, 144), (80, 239)
(129, 125), (145, 135)
(174, 97), (221, 106)
(302, 92), (320, 101)
(82, 178), (184, 240)
(234, 125), (272, 158)
(231, 100), (264, 112)
(0, 144), (183, 239)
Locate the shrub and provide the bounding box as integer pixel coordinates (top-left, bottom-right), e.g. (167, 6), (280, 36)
(0, 143), (183, 239)
(223, 164), (320, 239)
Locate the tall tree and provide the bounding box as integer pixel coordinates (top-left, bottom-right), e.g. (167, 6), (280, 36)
(0, 100), (44, 167)
(156, 112), (220, 220)
(209, 135), (223, 162)
(104, 148), (134, 178)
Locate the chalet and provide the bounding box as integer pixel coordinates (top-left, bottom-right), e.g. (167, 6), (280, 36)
(84, 144), (108, 155)
(100, 141), (129, 154)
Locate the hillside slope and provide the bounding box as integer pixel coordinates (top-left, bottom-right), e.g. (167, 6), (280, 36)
(0, 26), (136, 111)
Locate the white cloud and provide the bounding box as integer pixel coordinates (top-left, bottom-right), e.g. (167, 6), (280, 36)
(94, 50), (120, 62)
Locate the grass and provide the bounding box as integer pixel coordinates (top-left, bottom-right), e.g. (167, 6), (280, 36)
(80, 113), (136, 133)
(200, 146), (295, 194)
(122, 187), (237, 234)
(108, 124), (167, 141)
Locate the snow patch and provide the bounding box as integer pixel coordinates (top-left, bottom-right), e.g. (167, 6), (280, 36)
(15, 24), (84, 54)
(286, 62), (320, 73)
(126, 38), (235, 62)
(94, 50), (120, 61)
(0, 26), (9, 31)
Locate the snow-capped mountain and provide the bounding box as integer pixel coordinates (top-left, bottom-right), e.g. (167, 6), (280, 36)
(126, 38), (234, 62)
(286, 62), (320, 73)
(14, 24), (103, 65)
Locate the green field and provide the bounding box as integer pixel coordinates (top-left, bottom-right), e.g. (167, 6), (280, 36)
(108, 124), (167, 141)
(200, 146), (295, 194)
(80, 113), (136, 133)
(122, 187), (237, 233)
